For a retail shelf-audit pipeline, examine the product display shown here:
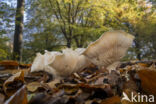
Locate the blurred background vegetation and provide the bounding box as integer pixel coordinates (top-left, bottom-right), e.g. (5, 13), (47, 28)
(0, 0), (155, 63)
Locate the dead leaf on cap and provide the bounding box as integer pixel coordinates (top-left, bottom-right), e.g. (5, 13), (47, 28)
(4, 85), (27, 104)
(3, 71), (24, 97)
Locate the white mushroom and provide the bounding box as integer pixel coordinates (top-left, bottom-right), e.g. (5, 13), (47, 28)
(31, 48), (91, 79)
(31, 53), (45, 72)
(31, 51), (61, 78)
(82, 30), (135, 72)
(49, 48), (91, 78)
(73, 48), (91, 73)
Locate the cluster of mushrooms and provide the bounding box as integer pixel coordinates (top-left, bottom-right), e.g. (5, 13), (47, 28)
(31, 30), (134, 79)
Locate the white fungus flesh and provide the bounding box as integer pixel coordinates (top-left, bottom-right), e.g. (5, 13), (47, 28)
(49, 48), (91, 78)
(31, 48), (91, 79)
(82, 30), (135, 72)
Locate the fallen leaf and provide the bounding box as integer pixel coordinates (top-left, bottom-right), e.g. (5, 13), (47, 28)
(26, 82), (41, 92)
(85, 98), (101, 104)
(0, 60), (19, 69)
(101, 96), (121, 104)
(59, 83), (113, 99)
(0, 93), (5, 104)
(28, 93), (50, 104)
(47, 79), (61, 89)
(29, 90), (65, 104)
(94, 76), (106, 85)
(137, 63), (150, 67)
(3, 71), (24, 97)
(27, 71), (53, 83)
(123, 80), (138, 92)
(72, 89), (90, 102)
(105, 70), (120, 87)
(4, 85), (27, 104)
(138, 70), (156, 96)
(19, 64), (31, 69)
(121, 89), (148, 104)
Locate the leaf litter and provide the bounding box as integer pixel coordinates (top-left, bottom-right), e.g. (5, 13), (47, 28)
(0, 60), (156, 104)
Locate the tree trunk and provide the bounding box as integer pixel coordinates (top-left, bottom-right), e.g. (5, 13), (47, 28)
(134, 33), (141, 60)
(67, 38), (71, 48)
(13, 0), (25, 61)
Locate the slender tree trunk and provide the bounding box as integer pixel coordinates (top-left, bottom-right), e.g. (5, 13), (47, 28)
(13, 0), (25, 61)
(45, 34), (49, 50)
(134, 33), (141, 60)
(67, 38), (71, 48)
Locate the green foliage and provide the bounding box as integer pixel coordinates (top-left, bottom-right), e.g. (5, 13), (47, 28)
(0, 49), (7, 60)
(24, 0), (156, 61)
(0, 35), (11, 61)
(0, 1), (15, 61)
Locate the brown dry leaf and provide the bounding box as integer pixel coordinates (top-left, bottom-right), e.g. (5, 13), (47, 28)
(0, 60), (19, 69)
(73, 73), (81, 79)
(47, 79), (61, 89)
(101, 96), (121, 104)
(121, 89), (148, 104)
(19, 64), (31, 69)
(123, 80), (138, 92)
(58, 83), (113, 100)
(72, 89), (90, 102)
(0, 93), (5, 104)
(72, 73), (86, 82)
(121, 100), (134, 104)
(4, 85), (27, 104)
(28, 93), (51, 104)
(137, 63), (150, 67)
(94, 76), (106, 85)
(28, 71), (53, 83)
(121, 89), (135, 104)
(58, 84), (79, 96)
(0, 69), (28, 76)
(106, 70), (120, 87)
(79, 84), (113, 99)
(3, 71), (24, 97)
(138, 69), (156, 96)
(85, 98), (101, 104)
(26, 82), (41, 92)
(119, 68), (126, 74)
(29, 90), (66, 104)
(85, 73), (104, 83)
(85, 100), (93, 104)
(149, 64), (156, 70)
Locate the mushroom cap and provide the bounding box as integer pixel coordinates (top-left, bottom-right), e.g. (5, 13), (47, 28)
(31, 53), (45, 72)
(31, 51), (61, 74)
(75, 48), (86, 54)
(49, 48), (90, 77)
(82, 30), (134, 68)
(44, 50), (62, 66)
(31, 49), (90, 78)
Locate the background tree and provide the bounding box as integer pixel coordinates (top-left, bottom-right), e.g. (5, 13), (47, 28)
(13, 0), (25, 61)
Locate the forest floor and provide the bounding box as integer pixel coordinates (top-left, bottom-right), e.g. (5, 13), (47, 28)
(0, 60), (156, 104)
